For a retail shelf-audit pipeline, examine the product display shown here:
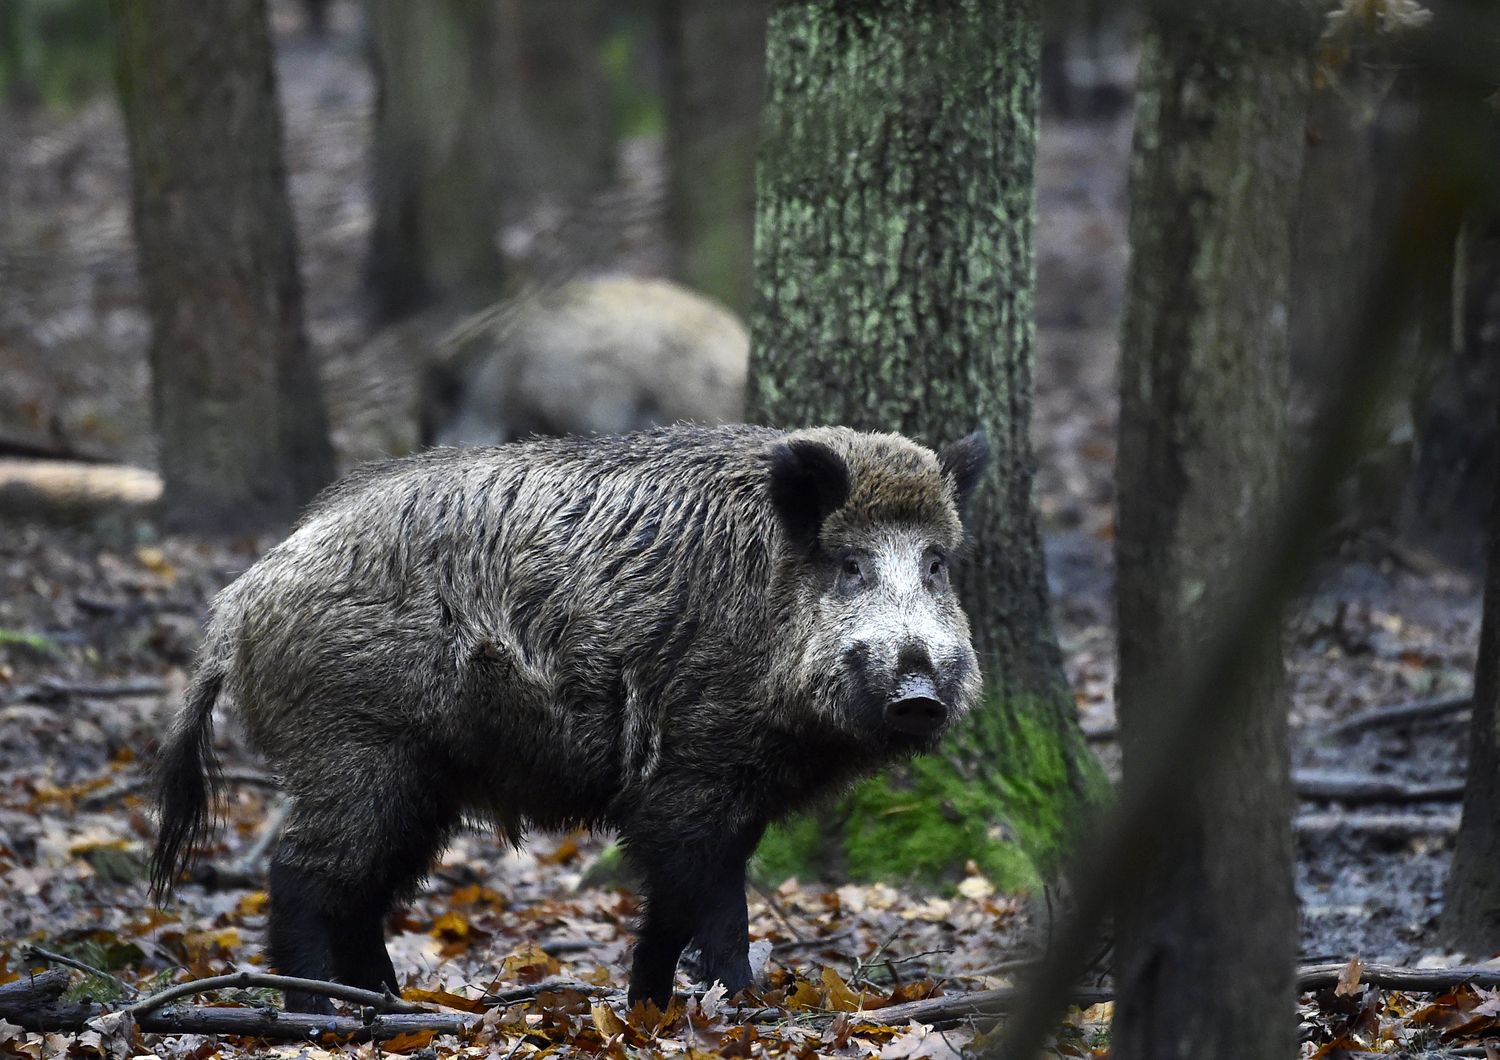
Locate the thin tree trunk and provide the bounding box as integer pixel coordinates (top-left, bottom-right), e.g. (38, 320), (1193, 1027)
(747, 0), (1099, 888)
(659, 0), (767, 316)
(1442, 470), (1500, 949)
(365, 0), (510, 322)
(513, 0), (614, 215)
(112, 0), (335, 532)
(1111, 6), (1314, 1058)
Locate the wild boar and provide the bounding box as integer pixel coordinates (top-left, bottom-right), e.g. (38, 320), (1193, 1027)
(151, 424), (988, 1012)
(423, 277), (748, 446)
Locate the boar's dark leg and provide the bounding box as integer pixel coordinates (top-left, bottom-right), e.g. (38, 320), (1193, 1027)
(268, 762), (458, 1012)
(624, 826), (760, 1008)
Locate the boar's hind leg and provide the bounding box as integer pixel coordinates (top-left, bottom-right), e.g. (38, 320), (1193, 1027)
(625, 829), (759, 1008)
(268, 767), (458, 1013)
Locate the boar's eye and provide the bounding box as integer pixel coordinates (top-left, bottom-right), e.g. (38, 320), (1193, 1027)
(837, 551), (871, 593)
(924, 551), (949, 591)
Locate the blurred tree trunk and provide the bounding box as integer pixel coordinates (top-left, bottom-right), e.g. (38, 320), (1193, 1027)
(1402, 218), (1500, 567)
(366, 0), (510, 322)
(748, 0), (1101, 889)
(1111, 5), (1314, 1058)
(514, 0), (614, 215)
(1442, 432), (1500, 950)
(112, 0), (335, 532)
(659, 0), (767, 316)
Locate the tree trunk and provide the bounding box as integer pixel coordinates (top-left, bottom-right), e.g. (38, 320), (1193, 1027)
(747, 0), (1100, 888)
(659, 0), (767, 316)
(1111, 7), (1313, 1058)
(513, 0), (614, 216)
(112, 0), (335, 532)
(365, 0), (510, 322)
(1442, 455), (1500, 949)
(1402, 217), (1500, 568)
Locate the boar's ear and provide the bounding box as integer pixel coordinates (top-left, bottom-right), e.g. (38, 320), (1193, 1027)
(768, 439), (851, 552)
(939, 430), (990, 513)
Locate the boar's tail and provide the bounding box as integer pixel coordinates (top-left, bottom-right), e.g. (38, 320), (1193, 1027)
(150, 654), (227, 901)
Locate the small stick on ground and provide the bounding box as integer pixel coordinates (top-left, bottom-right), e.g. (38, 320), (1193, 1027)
(124, 970), (427, 1016)
(80, 767), (279, 809)
(1328, 695), (1472, 738)
(1293, 811), (1460, 840)
(21, 946), (138, 998)
(1293, 770), (1465, 805)
(749, 879), (807, 943)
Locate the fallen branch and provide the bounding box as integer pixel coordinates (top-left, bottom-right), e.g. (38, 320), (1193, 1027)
(1328, 695), (1472, 738)
(482, 977), (617, 1005)
(1294, 811), (1460, 840)
(80, 767), (278, 810)
(13, 678), (168, 706)
(1297, 963), (1500, 993)
(124, 970), (427, 1016)
(1292, 770), (1465, 805)
(21, 946), (138, 998)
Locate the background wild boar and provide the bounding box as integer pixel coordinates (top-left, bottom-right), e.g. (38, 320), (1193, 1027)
(152, 424), (988, 1011)
(422, 277), (748, 446)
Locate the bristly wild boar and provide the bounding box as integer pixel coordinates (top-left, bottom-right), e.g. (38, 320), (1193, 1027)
(151, 424), (989, 1012)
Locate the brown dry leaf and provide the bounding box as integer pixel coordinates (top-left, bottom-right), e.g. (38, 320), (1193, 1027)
(821, 966), (863, 1012)
(1335, 956), (1365, 997)
(502, 942), (563, 982)
(234, 890), (268, 917)
(785, 978), (823, 1011)
(591, 1001), (627, 1039)
(431, 910), (471, 941)
(381, 1029), (438, 1053)
(537, 836), (581, 866)
(402, 986), (487, 1013)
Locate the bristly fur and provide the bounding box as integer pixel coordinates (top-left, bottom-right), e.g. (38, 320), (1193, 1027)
(151, 422), (984, 1010)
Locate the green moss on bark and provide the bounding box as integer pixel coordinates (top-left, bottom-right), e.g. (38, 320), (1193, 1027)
(747, 0), (1102, 891)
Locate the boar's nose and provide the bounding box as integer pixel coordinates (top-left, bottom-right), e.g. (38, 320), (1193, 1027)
(885, 674), (948, 736)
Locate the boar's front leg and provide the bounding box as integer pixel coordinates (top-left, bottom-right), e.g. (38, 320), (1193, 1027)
(625, 825), (761, 1008)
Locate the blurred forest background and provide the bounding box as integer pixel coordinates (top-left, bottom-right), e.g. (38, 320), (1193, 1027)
(1, 0), (1500, 1056)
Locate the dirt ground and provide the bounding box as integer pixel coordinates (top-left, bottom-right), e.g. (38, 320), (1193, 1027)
(0, 3), (1491, 1056)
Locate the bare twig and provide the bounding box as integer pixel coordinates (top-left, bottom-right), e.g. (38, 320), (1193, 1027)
(21, 947), (138, 998)
(13, 678), (168, 706)
(482, 977), (619, 1005)
(748, 878), (807, 942)
(1296, 963), (1500, 993)
(1327, 695), (1472, 738)
(1293, 770), (1466, 805)
(1293, 811), (1460, 839)
(123, 970), (426, 1016)
(80, 767), (278, 810)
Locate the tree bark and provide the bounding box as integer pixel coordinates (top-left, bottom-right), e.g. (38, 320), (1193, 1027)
(1111, 6), (1314, 1058)
(747, 0), (1100, 887)
(1442, 476), (1500, 948)
(659, 0), (767, 316)
(513, 0), (614, 215)
(112, 0), (335, 532)
(365, 0), (511, 322)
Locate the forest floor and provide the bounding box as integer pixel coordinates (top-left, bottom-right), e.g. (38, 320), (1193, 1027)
(0, 3), (1494, 1058)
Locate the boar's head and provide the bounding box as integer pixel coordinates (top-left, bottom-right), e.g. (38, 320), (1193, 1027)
(767, 427), (989, 753)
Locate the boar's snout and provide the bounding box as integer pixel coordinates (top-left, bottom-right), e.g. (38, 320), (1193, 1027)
(885, 673), (948, 736)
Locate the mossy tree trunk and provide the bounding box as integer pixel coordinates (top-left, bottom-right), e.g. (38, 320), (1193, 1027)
(366, 0), (510, 322)
(1111, 5), (1314, 1057)
(112, 0), (335, 532)
(747, 0), (1100, 889)
(659, 0), (767, 316)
